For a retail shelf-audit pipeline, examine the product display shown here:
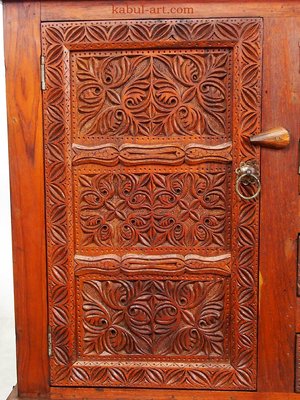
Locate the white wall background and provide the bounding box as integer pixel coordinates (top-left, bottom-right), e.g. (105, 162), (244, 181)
(0, 1), (17, 398)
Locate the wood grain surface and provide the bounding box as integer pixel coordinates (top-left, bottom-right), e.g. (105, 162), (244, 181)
(258, 16), (300, 392)
(41, 1), (300, 21)
(3, 1), (49, 396)
(3, 1), (300, 399)
(6, 385), (300, 400)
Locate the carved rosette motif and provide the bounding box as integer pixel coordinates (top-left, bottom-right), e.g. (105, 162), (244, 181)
(76, 170), (229, 252)
(42, 19), (262, 390)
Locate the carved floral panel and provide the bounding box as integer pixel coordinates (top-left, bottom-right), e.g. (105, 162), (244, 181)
(75, 167), (231, 253)
(78, 277), (229, 359)
(72, 50), (232, 142)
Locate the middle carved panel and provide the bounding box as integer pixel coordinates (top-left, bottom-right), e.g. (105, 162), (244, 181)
(74, 165), (231, 254)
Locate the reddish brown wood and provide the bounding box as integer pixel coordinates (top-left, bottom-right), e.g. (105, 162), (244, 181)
(257, 16), (300, 392)
(296, 334), (300, 392)
(296, 298), (300, 331)
(250, 127), (290, 149)
(42, 17), (261, 390)
(3, 1), (300, 399)
(3, 1), (49, 397)
(298, 234), (300, 296)
(6, 386), (300, 400)
(41, 1), (300, 21)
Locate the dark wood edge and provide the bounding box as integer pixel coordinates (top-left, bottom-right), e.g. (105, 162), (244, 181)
(6, 386), (300, 400)
(3, 0), (49, 396)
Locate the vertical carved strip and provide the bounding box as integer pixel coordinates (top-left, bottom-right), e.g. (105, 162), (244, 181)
(230, 21), (262, 388)
(42, 27), (74, 381)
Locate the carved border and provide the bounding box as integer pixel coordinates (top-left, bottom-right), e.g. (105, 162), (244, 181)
(42, 18), (262, 390)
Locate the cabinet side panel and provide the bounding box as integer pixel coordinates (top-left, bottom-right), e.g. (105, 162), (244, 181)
(3, 1), (49, 396)
(258, 16), (300, 392)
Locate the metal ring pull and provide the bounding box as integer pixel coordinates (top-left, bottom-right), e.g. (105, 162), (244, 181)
(235, 161), (261, 200)
(236, 173), (261, 200)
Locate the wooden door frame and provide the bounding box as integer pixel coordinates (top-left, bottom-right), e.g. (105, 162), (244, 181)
(3, 1), (300, 399)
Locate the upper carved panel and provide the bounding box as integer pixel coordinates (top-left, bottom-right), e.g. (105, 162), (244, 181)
(75, 166), (230, 254)
(72, 50), (231, 142)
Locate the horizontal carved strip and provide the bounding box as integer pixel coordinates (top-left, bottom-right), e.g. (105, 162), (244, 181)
(72, 142), (232, 166)
(73, 359), (233, 369)
(75, 253), (231, 276)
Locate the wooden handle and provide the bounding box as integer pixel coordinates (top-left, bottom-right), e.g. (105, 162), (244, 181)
(249, 127), (290, 149)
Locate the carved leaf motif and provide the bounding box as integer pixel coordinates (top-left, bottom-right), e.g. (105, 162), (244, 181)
(75, 52), (230, 139)
(80, 279), (227, 357)
(191, 22), (214, 40)
(108, 24), (129, 41)
(85, 25), (107, 42)
(65, 26), (86, 42)
(77, 171), (229, 250)
(215, 22), (239, 40)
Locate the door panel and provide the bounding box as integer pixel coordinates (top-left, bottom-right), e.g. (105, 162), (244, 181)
(42, 18), (262, 390)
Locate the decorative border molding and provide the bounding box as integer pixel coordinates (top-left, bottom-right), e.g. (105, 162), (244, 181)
(72, 142), (232, 166)
(74, 253), (231, 276)
(42, 18), (262, 390)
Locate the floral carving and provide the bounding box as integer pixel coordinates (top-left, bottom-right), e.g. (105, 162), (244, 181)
(77, 170), (229, 250)
(74, 51), (230, 139)
(42, 18), (262, 390)
(80, 279), (228, 357)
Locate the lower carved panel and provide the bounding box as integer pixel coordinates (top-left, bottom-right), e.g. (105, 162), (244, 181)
(49, 273), (250, 389)
(77, 276), (230, 360)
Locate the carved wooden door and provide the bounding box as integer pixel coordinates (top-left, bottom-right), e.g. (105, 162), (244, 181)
(42, 18), (262, 390)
